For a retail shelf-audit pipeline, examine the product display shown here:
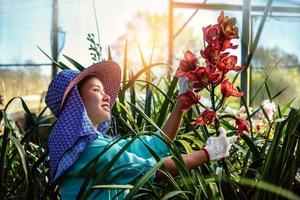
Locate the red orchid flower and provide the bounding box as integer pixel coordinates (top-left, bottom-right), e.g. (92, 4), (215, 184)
(222, 18), (239, 40)
(217, 55), (244, 72)
(186, 67), (210, 91)
(235, 119), (250, 137)
(201, 43), (230, 66)
(221, 79), (244, 98)
(203, 24), (224, 43)
(192, 109), (216, 125)
(175, 50), (199, 77)
(210, 40), (224, 51)
(209, 70), (224, 84)
(217, 11), (227, 25)
(217, 11), (239, 40)
(178, 91), (200, 111)
(205, 64), (224, 85)
(222, 40), (238, 50)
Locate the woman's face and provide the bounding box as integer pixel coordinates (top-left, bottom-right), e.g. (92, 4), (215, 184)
(78, 76), (111, 127)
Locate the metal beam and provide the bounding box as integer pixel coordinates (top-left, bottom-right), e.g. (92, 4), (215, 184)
(241, 0), (251, 106)
(168, 0), (174, 81)
(51, 0), (59, 79)
(0, 63), (52, 67)
(173, 2), (300, 13)
(173, 8), (199, 40)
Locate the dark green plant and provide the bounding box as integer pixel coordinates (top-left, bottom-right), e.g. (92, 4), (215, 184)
(87, 33), (102, 63)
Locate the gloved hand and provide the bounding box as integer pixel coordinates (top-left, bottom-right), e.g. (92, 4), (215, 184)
(203, 127), (237, 161)
(178, 76), (194, 95)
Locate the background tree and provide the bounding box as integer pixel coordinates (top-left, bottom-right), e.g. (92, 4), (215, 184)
(251, 46), (300, 107)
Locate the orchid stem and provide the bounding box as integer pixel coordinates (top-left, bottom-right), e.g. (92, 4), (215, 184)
(210, 83), (216, 111)
(198, 100), (208, 110)
(216, 97), (225, 110)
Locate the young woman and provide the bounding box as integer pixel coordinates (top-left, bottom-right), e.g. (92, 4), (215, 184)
(45, 60), (236, 199)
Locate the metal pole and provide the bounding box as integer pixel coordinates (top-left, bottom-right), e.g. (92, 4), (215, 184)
(51, 0), (59, 79)
(0, 63), (52, 67)
(173, 2), (300, 13)
(168, 0), (174, 81)
(241, 0), (251, 106)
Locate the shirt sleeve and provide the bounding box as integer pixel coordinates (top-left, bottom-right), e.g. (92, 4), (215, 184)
(117, 129), (170, 159)
(66, 131), (170, 185)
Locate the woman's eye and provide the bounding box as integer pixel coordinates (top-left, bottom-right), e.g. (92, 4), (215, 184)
(93, 89), (100, 92)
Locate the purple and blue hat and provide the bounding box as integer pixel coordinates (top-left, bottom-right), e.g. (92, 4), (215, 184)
(45, 61), (121, 184)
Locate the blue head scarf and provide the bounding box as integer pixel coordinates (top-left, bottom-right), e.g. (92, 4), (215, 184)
(45, 66), (120, 184)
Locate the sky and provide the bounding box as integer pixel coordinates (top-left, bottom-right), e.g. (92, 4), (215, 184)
(0, 0), (300, 76)
(0, 0), (168, 68)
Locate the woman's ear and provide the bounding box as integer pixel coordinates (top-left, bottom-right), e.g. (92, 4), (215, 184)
(77, 75), (98, 96)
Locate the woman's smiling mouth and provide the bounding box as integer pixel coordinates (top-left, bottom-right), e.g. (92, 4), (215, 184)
(102, 103), (110, 112)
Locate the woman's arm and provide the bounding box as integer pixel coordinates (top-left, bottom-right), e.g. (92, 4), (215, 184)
(161, 99), (186, 141)
(155, 127), (237, 181)
(155, 149), (209, 180)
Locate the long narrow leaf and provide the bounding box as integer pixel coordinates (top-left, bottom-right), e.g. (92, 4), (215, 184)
(63, 54), (85, 71)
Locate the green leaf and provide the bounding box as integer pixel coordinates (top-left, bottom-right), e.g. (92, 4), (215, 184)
(280, 98), (295, 115)
(91, 184), (133, 189)
(249, 61), (279, 105)
(0, 112), (10, 195)
(58, 61), (70, 70)
(264, 82), (272, 100)
(161, 191), (192, 200)
(260, 105), (271, 125)
(240, 94), (254, 139)
(36, 45), (69, 70)
(123, 40), (128, 88)
(63, 54), (85, 71)
(8, 135), (29, 188)
(177, 140), (193, 153)
(241, 134), (261, 160)
(120, 63), (169, 92)
(137, 42), (147, 67)
(149, 40), (155, 65)
(4, 97), (35, 125)
(124, 158), (167, 200)
(129, 69), (136, 119)
(108, 45), (112, 60)
(157, 76), (177, 127)
(238, 177), (300, 200)
(144, 86), (152, 131)
(271, 87), (287, 101)
(0, 110), (3, 122)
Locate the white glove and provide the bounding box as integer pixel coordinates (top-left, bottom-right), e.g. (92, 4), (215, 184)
(178, 76), (194, 95)
(204, 127), (237, 161)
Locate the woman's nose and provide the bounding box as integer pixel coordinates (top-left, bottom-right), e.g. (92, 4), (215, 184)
(104, 93), (110, 102)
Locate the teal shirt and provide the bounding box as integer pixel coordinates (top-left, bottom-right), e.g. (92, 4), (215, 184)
(60, 130), (170, 200)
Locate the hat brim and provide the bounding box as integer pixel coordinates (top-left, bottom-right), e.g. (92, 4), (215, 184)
(61, 60), (121, 111)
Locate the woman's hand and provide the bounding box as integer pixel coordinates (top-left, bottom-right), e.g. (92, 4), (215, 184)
(156, 127), (237, 180)
(178, 76), (194, 95)
(203, 127), (237, 161)
(177, 76), (199, 112)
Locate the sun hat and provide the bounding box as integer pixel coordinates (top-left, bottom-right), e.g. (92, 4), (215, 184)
(45, 60), (121, 184)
